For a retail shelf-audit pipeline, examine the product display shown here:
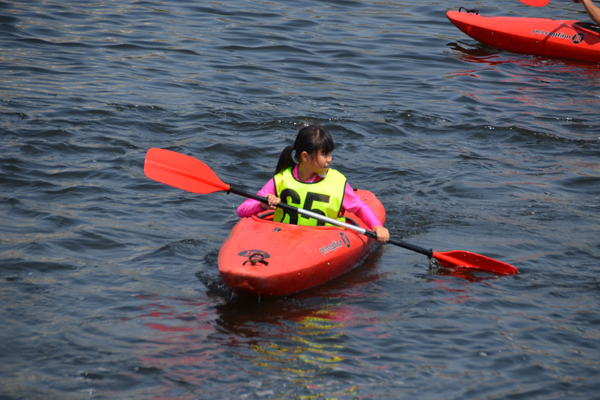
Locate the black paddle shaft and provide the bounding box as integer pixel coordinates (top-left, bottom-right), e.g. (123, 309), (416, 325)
(387, 239), (433, 258)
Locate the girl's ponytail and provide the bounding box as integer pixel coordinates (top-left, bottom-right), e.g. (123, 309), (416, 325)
(275, 145), (296, 174)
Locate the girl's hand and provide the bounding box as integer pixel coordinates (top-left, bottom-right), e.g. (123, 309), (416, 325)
(261, 194), (281, 210)
(373, 225), (389, 243)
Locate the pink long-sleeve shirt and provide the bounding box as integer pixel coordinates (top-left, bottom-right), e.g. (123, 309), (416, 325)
(236, 165), (383, 230)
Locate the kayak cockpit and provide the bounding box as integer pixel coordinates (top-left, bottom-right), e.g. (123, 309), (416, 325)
(573, 22), (600, 36)
(256, 210), (360, 226)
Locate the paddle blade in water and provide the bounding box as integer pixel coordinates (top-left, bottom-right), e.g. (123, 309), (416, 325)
(432, 250), (518, 275)
(144, 148), (230, 194)
(519, 0), (550, 6)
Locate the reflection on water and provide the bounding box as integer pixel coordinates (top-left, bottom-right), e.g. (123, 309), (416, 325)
(126, 294), (219, 396)
(445, 39), (600, 144)
(216, 299), (367, 398)
(211, 254), (385, 397)
(447, 40), (600, 77)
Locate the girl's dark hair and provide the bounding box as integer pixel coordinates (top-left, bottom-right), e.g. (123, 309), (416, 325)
(275, 125), (334, 174)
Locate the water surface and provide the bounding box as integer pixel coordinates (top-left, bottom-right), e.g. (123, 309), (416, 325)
(1, 0), (599, 399)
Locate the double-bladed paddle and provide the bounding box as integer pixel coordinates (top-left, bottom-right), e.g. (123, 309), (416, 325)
(144, 148), (518, 276)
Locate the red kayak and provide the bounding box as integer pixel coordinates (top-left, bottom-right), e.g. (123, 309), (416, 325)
(218, 189), (386, 297)
(447, 8), (600, 63)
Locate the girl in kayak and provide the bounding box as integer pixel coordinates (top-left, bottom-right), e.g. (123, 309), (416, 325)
(573, 0), (600, 25)
(237, 125), (390, 243)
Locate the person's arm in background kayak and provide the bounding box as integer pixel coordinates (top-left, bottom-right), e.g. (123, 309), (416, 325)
(574, 0), (600, 25)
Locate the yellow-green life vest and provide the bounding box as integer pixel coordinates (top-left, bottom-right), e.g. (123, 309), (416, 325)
(273, 167), (347, 226)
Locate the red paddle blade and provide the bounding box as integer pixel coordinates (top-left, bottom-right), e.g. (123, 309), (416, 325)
(432, 250), (518, 276)
(519, 0), (550, 6)
(144, 148), (230, 194)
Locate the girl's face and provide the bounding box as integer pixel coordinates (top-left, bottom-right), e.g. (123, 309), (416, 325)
(303, 149), (332, 176)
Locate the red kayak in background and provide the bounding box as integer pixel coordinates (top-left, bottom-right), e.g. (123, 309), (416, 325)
(447, 8), (600, 63)
(218, 189), (385, 297)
